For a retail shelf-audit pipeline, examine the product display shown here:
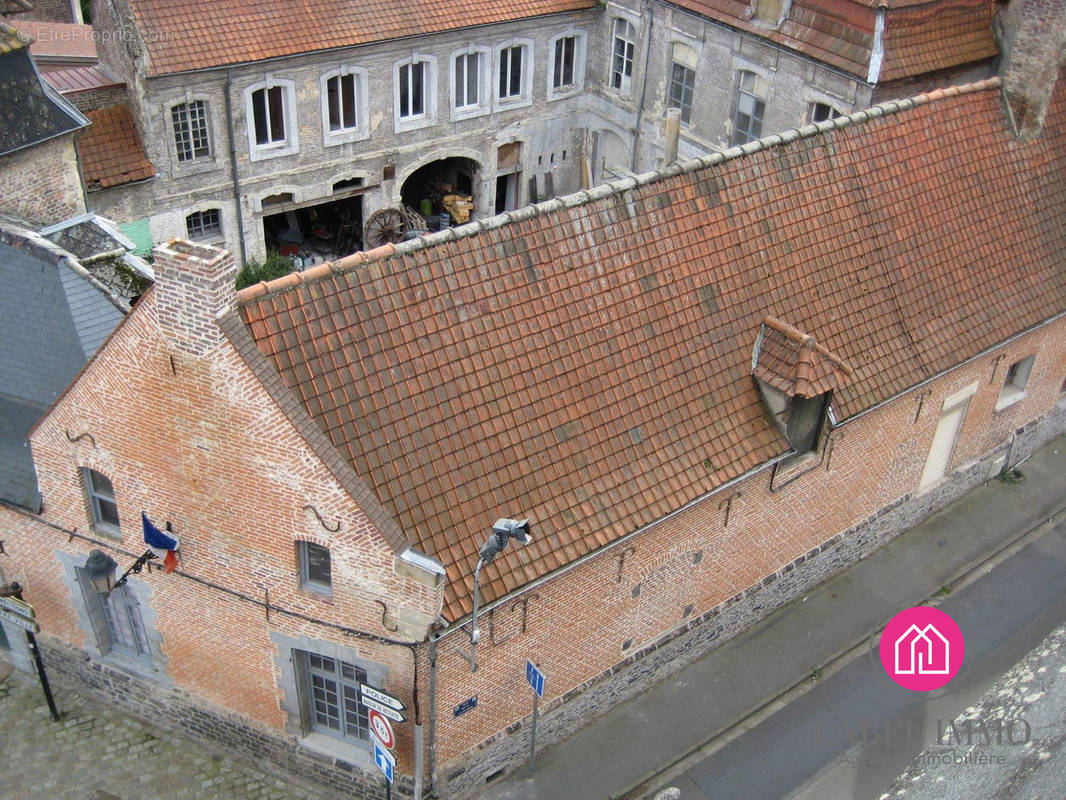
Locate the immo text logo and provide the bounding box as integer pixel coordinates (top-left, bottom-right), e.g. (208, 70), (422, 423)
(879, 606), (964, 691)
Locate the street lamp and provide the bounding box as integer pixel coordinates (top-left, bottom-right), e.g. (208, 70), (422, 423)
(469, 518), (531, 671)
(83, 548), (155, 596)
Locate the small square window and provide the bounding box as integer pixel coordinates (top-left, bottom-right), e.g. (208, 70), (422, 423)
(996, 355), (1035, 410)
(83, 468), (120, 534)
(299, 541), (332, 593)
(185, 209), (221, 241)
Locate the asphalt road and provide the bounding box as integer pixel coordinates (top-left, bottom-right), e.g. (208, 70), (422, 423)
(649, 516), (1066, 800)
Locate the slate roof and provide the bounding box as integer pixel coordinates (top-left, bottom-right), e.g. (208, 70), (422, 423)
(124, 0), (597, 75)
(234, 77), (1066, 621)
(671, 0), (996, 83)
(0, 22), (88, 156)
(0, 221), (128, 510)
(76, 104), (155, 189)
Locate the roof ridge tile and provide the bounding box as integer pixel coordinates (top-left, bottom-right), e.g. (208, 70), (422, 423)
(232, 77), (1006, 309)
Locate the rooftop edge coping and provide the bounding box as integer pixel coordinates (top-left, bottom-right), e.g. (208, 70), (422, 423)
(232, 77), (1003, 308)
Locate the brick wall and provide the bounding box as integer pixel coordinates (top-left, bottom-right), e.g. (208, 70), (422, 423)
(0, 135), (86, 225)
(429, 317), (1066, 798)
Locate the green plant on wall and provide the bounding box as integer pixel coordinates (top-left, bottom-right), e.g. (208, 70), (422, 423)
(234, 250), (295, 290)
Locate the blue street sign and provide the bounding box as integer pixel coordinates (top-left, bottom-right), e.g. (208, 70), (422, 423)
(374, 740), (395, 784)
(526, 659), (545, 698)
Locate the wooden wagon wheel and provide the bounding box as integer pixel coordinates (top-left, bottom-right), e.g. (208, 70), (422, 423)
(363, 207), (406, 248)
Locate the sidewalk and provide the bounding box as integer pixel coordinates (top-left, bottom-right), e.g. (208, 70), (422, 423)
(484, 434), (1066, 800)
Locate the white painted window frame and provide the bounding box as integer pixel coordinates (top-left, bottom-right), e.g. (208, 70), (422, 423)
(609, 17), (638, 96)
(547, 30), (587, 100)
(244, 76), (299, 162)
(449, 46), (491, 121)
(493, 38), (534, 111)
(320, 66), (370, 146)
(393, 54), (438, 133)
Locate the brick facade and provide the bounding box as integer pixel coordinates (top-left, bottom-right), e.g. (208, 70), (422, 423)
(0, 134), (86, 225)
(2, 267), (1063, 798)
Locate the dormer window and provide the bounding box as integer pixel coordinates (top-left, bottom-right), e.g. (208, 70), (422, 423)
(751, 316), (853, 455)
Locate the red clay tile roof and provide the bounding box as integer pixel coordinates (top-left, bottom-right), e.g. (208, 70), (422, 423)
(125, 0), (597, 75)
(77, 104), (155, 189)
(753, 317), (854, 398)
(669, 0), (996, 82)
(17, 22), (97, 61)
(235, 77), (1066, 621)
(41, 64), (123, 94)
(880, 0), (998, 82)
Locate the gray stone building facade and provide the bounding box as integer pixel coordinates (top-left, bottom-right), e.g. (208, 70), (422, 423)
(89, 0), (997, 266)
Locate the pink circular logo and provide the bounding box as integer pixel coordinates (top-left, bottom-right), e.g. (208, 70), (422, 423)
(879, 606), (964, 691)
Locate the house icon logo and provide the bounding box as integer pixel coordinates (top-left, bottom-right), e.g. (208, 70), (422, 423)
(880, 607), (964, 691)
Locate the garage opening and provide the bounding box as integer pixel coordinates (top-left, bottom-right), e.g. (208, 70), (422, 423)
(400, 157), (478, 227)
(262, 181), (364, 267)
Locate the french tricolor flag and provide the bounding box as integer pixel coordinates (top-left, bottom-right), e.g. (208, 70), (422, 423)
(143, 512), (180, 573)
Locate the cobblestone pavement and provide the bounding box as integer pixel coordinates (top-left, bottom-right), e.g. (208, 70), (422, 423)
(0, 662), (331, 800)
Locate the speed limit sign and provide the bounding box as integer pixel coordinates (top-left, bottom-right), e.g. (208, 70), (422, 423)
(369, 709), (395, 750)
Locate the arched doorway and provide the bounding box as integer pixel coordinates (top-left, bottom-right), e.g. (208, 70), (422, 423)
(400, 157), (479, 227)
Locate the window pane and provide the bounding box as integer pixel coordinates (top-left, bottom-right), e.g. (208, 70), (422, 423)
(302, 542), (331, 587)
(97, 498), (120, 528)
(172, 104), (191, 161)
(252, 89), (268, 144)
(267, 85), (285, 142)
(411, 62), (424, 116)
(499, 49), (508, 97)
(89, 470), (114, 496)
(510, 48), (522, 96)
(399, 64), (410, 116)
(327, 76), (341, 130)
(466, 54), (478, 105)
(454, 56), (465, 105)
(342, 74), (356, 128)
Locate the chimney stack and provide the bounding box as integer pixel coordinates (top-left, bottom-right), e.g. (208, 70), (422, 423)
(997, 0), (1066, 140)
(153, 239), (236, 356)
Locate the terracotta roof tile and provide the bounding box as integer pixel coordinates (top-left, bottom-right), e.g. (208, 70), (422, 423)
(753, 316), (854, 398)
(77, 104), (155, 189)
(880, 0), (998, 82)
(237, 77), (1066, 620)
(127, 0), (596, 75)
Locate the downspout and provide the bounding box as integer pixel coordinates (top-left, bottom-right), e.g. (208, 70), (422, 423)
(428, 638), (438, 797)
(630, 0), (654, 172)
(224, 68), (249, 265)
(867, 4), (887, 85)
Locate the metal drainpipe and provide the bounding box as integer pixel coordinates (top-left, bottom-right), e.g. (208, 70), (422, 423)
(428, 638), (438, 797)
(224, 69), (248, 265)
(631, 0), (654, 172)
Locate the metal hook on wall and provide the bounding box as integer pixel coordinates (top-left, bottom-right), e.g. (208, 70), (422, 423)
(375, 599), (398, 632)
(65, 430), (96, 448)
(616, 546), (636, 583)
(718, 491), (741, 527)
(302, 504), (340, 533)
(914, 390), (932, 423)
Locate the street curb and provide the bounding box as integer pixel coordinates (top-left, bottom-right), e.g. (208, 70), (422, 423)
(610, 492), (1066, 800)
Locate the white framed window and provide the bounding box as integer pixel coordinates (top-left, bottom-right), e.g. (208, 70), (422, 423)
(996, 355), (1036, 410)
(244, 77), (298, 161)
(83, 468), (120, 535)
(298, 541), (332, 594)
(495, 39), (533, 109)
(185, 208), (221, 241)
(809, 101), (843, 123)
(171, 100), (211, 163)
(610, 18), (637, 95)
(731, 70), (767, 146)
(667, 43), (697, 125)
(394, 55), (438, 132)
(547, 31), (586, 99)
(320, 67), (369, 146)
(450, 47), (490, 120)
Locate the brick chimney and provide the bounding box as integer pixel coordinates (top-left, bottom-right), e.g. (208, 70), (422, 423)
(152, 239), (236, 356)
(997, 0), (1066, 140)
